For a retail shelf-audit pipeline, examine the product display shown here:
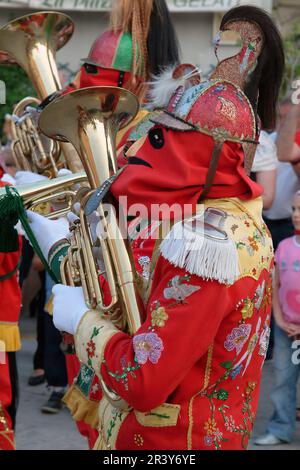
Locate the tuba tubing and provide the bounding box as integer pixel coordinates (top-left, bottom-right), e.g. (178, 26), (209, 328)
(38, 86), (142, 335)
(0, 12), (83, 173)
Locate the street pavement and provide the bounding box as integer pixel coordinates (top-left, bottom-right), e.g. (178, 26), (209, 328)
(15, 317), (300, 450)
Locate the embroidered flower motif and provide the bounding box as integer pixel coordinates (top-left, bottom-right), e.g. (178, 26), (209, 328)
(133, 332), (164, 365)
(86, 340), (96, 358)
(245, 381), (257, 397)
(225, 415), (236, 432)
(224, 324), (251, 355)
(261, 278), (272, 311)
(259, 318), (271, 358)
(91, 383), (100, 394)
(231, 224), (239, 234)
(138, 255), (151, 280)
(248, 236), (259, 252)
(204, 418), (218, 435)
(216, 389), (229, 401)
(163, 275), (201, 303)
(214, 430), (224, 442)
(254, 280), (265, 310)
(240, 297), (254, 320)
(151, 306), (168, 328)
(204, 435), (213, 446)
(134, 434), (144, 447)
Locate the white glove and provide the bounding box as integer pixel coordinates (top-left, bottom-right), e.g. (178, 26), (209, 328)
(57, 168), (72, 177)
(52, 285), (87, 334)
(1, 173), (16, 185)
(15, 171), (48, 186)
(26, 211), (70, 258)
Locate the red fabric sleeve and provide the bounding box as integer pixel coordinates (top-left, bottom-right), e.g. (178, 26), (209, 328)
(100, 257), (231, 412)
(295, 131), (300, 147)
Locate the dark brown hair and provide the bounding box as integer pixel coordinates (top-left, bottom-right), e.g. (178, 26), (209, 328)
(221, 6), (285, 130)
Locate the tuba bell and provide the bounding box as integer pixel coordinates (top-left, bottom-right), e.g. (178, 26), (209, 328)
(0, 11), (83, 174)
(38, 86), (142, 336)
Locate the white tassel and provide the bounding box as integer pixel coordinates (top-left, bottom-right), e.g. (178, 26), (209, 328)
(160, 219), (240, 285)
(147, 65), (201, 110)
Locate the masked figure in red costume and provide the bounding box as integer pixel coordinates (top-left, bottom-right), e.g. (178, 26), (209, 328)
(12, 0), (179, 449)
(0, 178), (22, 450)
(24, 6), (284, 449)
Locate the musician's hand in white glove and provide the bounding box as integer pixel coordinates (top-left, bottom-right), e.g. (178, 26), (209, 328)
(0, 173), (16, 185)
(52, 285), (87, 335)
(57, 168), (72, 177)
(26, 211), (70, 258)
(15, 171), (47, 186)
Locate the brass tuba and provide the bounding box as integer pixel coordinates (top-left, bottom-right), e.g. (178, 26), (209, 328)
(0, 171), (87, 219)
(11, 97), (62, 178)
(0, 11), (83, 174)
(38, 86), (142, 336)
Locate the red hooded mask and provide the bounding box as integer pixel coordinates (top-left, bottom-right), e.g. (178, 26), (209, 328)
(111, 78), (262, 220)
(111, 125), (262, 220)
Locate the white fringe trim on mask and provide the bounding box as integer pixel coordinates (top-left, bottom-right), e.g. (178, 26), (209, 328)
(160, 218), (240, 285)
(147, 65), (201, 110)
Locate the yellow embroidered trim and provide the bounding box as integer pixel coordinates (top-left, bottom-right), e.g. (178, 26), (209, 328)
(187, 343), (214, 450)
(94, 398), (130, 450)
(135, 403), (181, 428)
(62, 384), (99, 429)
(202, 197), (273, 281)
(0, 324), (21, 352)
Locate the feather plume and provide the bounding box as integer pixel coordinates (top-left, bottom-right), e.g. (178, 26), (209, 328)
(147, 65), (201, 110)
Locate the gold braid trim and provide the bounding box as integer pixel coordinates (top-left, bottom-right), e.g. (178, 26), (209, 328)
(187, 343), (214, 450)
(62, 384), (99, 429)
(0, 324), (21, 352)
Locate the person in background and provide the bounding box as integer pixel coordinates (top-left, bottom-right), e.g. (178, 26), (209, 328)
(251, 130), (278, 210)
(261, 100), (300, 361)
(255, 190), (300, 446)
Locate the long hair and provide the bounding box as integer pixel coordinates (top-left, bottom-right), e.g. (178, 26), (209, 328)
(147, 0), (180, 75)
(111, 0), (179, 80)
(220, 6), (285, 130)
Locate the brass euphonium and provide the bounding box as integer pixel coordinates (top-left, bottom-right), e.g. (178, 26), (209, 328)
(39, 86), (142, 336)
(11, 97), (62, 178)
(0, 171), (87, 219)
(0, 11), (83, 174)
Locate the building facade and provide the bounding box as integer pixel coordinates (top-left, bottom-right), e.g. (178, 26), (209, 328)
(0, 0), (273, 82)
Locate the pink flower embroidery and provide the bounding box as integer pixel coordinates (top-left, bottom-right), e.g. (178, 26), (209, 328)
(224, 324), (251, 355)
(133, 333), (164, 365)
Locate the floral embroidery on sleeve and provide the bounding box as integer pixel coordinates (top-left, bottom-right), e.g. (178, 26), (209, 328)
(224, 324), (252, 355)
(86, 326), (104, 368)
(133, 332), (164, 365)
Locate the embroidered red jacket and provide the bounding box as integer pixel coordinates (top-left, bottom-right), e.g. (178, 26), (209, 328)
(74, 197), (273, 450)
